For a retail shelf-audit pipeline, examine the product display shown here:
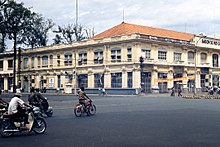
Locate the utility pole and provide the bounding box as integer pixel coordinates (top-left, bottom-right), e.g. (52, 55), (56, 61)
(74, 51), (77, 95)
(140, 56), (144, 93)
(18, 47), (21, 89)
(76, 0), (78, 27)
(73, 0), (79, 95)
(194, 48), (197, 95)
(13, 33), (17, 93)
(193, 35), (206, 95)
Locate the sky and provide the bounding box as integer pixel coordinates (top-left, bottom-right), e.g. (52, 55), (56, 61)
(16, 0), (220, 44)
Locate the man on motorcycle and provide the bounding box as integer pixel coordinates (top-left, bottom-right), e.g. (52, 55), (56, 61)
(28, 88), (48, 113)
(8, 91), (31, 128)
(78, 87), (90, 112)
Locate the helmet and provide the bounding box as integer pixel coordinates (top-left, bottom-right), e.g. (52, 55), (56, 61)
(80, 87), (84, 91)
(15, 91), (22, 97)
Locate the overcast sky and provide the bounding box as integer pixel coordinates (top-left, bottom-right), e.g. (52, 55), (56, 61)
(17, 0), (220, 42)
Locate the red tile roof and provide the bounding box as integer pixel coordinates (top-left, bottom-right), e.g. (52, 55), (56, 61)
(93, 22), (195, 41)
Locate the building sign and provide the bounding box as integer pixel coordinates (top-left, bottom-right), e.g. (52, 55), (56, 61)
(201, 39), (220, 46)
(154, 75), (194, 83)
(48, 78), (54, 88)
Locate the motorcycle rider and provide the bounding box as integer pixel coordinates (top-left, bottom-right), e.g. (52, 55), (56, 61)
(78, 87), (89, 112)
(28, 88), (48, 113)
(8, 91), (31, 128)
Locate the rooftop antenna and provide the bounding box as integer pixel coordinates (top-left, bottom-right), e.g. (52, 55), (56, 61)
(122, 9), (125, 23)
(213, 9), (216, 37)
(76, 0), (78, 27)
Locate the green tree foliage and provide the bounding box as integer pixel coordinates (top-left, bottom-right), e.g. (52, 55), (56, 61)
(53, 23), (91, 44)
(0, 0), (54, 51)
(22, 13), (54, 48)
(2, 0), (32, 49)
(53, 34), (63, 44)
(0, 0), (10, 52)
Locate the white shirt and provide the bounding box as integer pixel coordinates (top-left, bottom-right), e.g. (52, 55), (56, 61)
(8, 96), (25, 114)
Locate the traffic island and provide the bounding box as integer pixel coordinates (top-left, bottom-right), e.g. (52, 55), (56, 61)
(182, 94), (220, 99)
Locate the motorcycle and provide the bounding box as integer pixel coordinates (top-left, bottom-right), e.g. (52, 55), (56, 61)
(29, 96), (53, 117)
(74, 98), (96, 117)
(0, 106), (47, 137)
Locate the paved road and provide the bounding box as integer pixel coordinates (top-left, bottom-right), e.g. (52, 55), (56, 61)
(1, 94), (220, 147)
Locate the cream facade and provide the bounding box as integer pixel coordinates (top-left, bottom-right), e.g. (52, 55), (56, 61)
(0, 32), (220, 94)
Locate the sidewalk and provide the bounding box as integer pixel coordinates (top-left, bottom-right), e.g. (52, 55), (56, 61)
(4, 91), (203, 97)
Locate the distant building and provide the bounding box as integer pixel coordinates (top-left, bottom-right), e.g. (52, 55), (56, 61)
(0, 22), (219, 94)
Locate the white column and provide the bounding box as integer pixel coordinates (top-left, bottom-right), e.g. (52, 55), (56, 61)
(151, 69), (159, 92)
(167, 71), (174, 89)
(196, 71), (201, 91)
(88, 72), (94, 88)
(3, 60), (7, 71)
(122, 70), (127, 88)
(35, 75), (41, 89)
(133, 70), (140, 88)
(4, 77), (8, 91)
(104, 70), (111, 88)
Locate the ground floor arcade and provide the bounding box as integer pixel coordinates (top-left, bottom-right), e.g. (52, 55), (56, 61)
(0, 65), (216, 94)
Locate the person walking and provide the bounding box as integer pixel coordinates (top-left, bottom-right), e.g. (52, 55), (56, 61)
(102, 88), (107, 96)
(178, 87), (182, 97)
(171, 87), (175, 96)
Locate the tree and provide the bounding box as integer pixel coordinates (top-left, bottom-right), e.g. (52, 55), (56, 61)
(0, 0), (54, 50)
(53, 34), (63, 45)
(53, 23), (91, 44)
(2, 0), (32, 92)
(0, 0), (10, 52)
(22, 13), (54, 48)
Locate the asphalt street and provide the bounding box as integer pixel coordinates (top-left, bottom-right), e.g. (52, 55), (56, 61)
(1, 93), (220, 147)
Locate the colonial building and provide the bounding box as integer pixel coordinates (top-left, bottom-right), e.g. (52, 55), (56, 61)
(0, 22), (219, 94)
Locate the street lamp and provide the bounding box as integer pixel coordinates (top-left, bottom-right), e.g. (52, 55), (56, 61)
(194, 48), (197, 95)
(139, 56), (144, 92)
(18, 47), (22, 89)
(74, 51), (77, 95)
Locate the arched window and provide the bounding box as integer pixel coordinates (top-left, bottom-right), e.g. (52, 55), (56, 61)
(64, 52), (72, 66)
(188, 51), (194, 62)
(31, 57), (34, 68)
(57, 54), (60, 67)
(42, 56), (48, 67)
(50, 55), (53, 66)
(111, 72), (122, 88)
(24, 58), (28, 69)
(141, 47), (151, 60)
(200, 53), (207, 63)
(94, 49), (103, 64)
(212, 54), (218, 67)
(78, 52), (87, 65)
(37, 56), (41, 67)
(127, 46), (132, 62)
(158, 48), (167, 61)
(111, 47), (121, 63)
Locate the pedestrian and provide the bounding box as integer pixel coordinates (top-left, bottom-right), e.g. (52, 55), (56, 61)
(178, 87), (182, 97)
(102, 88), (107, 96)
(98, 87), (102, 96)
(217, 87), (220, 95)
(171, 87), (175, 96)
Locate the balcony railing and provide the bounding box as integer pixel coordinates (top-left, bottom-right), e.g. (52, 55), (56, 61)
(174, 60), (184, 64)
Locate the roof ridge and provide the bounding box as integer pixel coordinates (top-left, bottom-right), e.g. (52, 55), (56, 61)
(122, 22), (194, 36)
(93, 22), (195, 41)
